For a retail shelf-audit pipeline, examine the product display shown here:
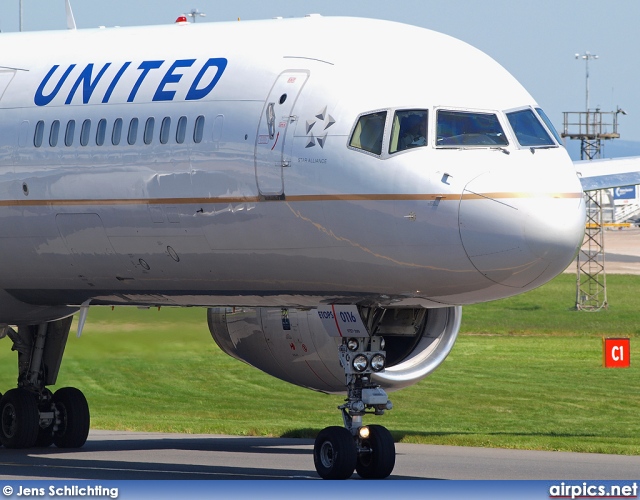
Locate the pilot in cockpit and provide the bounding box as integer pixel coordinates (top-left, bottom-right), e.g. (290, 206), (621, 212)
(399, 114), (427, 150)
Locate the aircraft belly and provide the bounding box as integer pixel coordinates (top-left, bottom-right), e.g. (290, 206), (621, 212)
(0, 199), (472, 308)
(0, 289), (75, 324)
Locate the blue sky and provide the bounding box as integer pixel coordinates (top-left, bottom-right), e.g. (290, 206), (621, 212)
(2, 0), (640, 143)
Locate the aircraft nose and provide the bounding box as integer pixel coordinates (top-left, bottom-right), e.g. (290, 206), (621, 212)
(459, 173), (585, 288)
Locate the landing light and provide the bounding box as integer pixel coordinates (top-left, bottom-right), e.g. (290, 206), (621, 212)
(371, 354), (386, 372)
(358, 426), (370, 439)
(347, 338), (359, 351)
(352, 354), (368, 372)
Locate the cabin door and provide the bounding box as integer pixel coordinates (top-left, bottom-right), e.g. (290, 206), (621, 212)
(255, 71), (309, 199)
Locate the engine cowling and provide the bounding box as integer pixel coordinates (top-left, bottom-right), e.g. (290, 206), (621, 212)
(207, 305), (461, 394)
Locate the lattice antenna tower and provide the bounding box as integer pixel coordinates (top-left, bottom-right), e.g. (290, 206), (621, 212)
(562, 52), (622, 311)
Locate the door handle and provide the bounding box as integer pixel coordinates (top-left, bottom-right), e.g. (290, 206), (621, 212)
(266, 102), (276, 139)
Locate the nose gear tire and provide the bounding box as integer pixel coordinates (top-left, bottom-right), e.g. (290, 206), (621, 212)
(356, 424), (395, 479)
(313, 426), (357, 479)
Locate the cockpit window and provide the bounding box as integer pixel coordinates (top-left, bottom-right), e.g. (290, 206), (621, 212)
(436, 110), (508, 147)
(506, 108), (555, 147)
(349, 111), (387, 155)
(389, 110), (428, 154)
(535, 107), (563, 144)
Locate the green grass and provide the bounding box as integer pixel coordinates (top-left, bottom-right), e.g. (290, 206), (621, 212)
(460, 274), (640, 336)
(0, 274), (638, 454)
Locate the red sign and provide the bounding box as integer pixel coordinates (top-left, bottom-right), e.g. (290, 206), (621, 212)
(603, 338), (630, 368)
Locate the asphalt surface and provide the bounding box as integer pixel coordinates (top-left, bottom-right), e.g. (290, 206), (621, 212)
(0, 430), (639, 480)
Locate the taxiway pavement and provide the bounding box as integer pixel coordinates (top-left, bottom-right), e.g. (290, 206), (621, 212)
(1, 430), (639, 480)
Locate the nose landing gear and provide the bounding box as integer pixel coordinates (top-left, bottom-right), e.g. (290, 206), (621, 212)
(313, 336), (396, 479)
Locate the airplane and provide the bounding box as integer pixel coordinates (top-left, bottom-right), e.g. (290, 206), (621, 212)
(0, 8), (638, 480)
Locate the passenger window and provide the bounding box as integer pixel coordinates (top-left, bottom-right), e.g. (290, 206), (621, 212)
(80, 119), (91, 147)
(194, 115), (205, 143)
(389, 110), (427, 154)
(144, 117), (155, 145)
(96, 119), (107, 146)
(506, 109), (555, 147)
(127, 118), (139, 145)
(49, 120), (60, 147)
(64, 120), (75, 147)
(34, 120), (44, 148)
(349, 111), (387, 155)
(160, 117), (171, 144)
(112, 118), (123, 145)
(436, 110), (508, 147)
(176, 116), (187, 144)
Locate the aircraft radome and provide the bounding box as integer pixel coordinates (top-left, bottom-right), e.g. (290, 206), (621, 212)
(0, 9), (637, 479)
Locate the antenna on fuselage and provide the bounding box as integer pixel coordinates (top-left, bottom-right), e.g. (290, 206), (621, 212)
(65, 0), (77, 30)
(185, 8), (206, 22)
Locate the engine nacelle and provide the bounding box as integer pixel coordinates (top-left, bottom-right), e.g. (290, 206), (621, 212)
(207, 306), (461, 394)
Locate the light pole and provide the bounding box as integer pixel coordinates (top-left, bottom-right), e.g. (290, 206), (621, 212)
(575, 51), (598, 112)
(19, 0), (23, 31)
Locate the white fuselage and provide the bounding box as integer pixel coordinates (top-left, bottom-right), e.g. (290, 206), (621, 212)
(0, 16), (585, 324)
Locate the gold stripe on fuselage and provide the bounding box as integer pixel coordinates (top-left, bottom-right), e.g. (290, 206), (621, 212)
(0, 191), (583, 207)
